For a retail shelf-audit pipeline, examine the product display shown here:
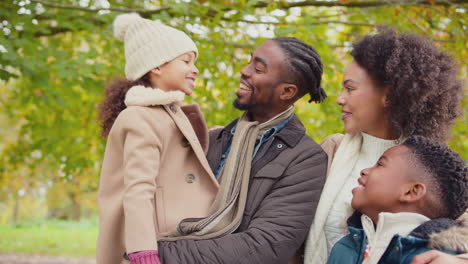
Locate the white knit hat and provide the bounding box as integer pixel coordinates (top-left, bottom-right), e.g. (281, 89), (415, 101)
(113, 13), (198, 81)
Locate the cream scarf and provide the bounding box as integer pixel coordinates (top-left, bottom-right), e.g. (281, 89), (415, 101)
(163, 106), (295, 240)
(305, 133), (364, 264)
(305, 133), (401, 264)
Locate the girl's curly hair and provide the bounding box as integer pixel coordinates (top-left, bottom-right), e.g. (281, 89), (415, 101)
(98, 74), (151, 137)
(351, 27), (463, 141)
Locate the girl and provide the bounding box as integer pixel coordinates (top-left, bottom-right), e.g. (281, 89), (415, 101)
(96, 13), (218, 264)
(304, 27), (463, 264)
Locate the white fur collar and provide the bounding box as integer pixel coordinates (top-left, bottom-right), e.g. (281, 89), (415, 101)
(124, 85), (185, 107)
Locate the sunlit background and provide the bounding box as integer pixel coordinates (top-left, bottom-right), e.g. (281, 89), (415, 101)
(0, 0), (466, 259)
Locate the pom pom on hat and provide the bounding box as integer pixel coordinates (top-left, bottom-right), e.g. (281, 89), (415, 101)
(113, 13), (141, 41)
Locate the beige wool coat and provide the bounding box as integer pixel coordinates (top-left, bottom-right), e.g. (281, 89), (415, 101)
(97, 86), (219, 264)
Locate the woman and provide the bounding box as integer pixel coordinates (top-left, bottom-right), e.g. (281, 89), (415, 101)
(304, 27), (463, 264)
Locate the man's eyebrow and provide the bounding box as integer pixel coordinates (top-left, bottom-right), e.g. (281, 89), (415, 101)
(249, 52), (268, 67)
(342, 79), (357, 86)
(253, 56), (268, 67)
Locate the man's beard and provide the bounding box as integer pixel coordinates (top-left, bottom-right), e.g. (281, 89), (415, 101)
(233, 98), (254, 110)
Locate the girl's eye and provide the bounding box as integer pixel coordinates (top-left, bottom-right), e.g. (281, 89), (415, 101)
(376, 161), (383, 166)
(345, 87), (354, 92)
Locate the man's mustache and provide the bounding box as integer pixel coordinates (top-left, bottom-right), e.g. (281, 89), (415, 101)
(241, 75), (256, 91)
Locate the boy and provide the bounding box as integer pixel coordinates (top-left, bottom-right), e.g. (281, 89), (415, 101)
(327, 135), (468, 264)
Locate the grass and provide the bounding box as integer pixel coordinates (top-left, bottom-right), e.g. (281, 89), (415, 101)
(0, 218), (98, 257)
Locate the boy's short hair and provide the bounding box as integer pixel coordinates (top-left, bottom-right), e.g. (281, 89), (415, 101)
(403, 136), (468, 219)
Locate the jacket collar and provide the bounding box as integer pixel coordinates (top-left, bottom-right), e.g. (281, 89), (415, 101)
(275, 115), (305, 147)
(217, 114), (305, 148)
(413, 214), (468, 253)
(124, 85), (185, 107)
(347, 210), (468, 253)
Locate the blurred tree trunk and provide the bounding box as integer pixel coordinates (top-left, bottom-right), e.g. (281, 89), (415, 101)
(69, 192), (81, 221)
(13, 194), (19, 225)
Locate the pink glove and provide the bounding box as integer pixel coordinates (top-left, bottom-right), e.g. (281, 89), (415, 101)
(128, 250), (161, 264)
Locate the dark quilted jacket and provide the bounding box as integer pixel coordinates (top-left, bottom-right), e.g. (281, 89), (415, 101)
(158, 115), (327, 264)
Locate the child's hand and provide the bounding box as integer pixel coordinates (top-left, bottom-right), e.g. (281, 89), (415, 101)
(411, 250), (468, 264)
(128, 250), (161, 264)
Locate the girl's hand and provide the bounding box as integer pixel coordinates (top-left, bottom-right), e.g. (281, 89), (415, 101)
(128, 250), (161, 264)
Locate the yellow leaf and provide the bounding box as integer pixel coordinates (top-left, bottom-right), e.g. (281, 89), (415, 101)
(33, 89), (43, 97)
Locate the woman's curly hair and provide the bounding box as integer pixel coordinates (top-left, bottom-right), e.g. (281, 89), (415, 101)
(98, 74), (151, 137)
(351, 27), (463, 141)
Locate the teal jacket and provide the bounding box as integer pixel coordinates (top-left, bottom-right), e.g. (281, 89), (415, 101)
(327, 212), (467, 264)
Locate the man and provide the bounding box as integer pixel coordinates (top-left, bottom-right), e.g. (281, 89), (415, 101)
(157, 37), (328, 264)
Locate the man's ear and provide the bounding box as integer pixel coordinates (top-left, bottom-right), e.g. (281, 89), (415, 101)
(279, 83), (298, 101)
(399, 183), (426, 203)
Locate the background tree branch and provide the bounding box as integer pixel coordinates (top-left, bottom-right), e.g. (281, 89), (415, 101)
(30, 0), (467, 15)
(30, 0), (170, 15)
(226, 17), (375, 27)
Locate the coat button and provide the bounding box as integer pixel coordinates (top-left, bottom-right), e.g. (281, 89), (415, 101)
(181, 138), (190, 148)
(277, 143), (283, 149)
(185, 173), (196, 183)
(169, 104), (176, 113)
